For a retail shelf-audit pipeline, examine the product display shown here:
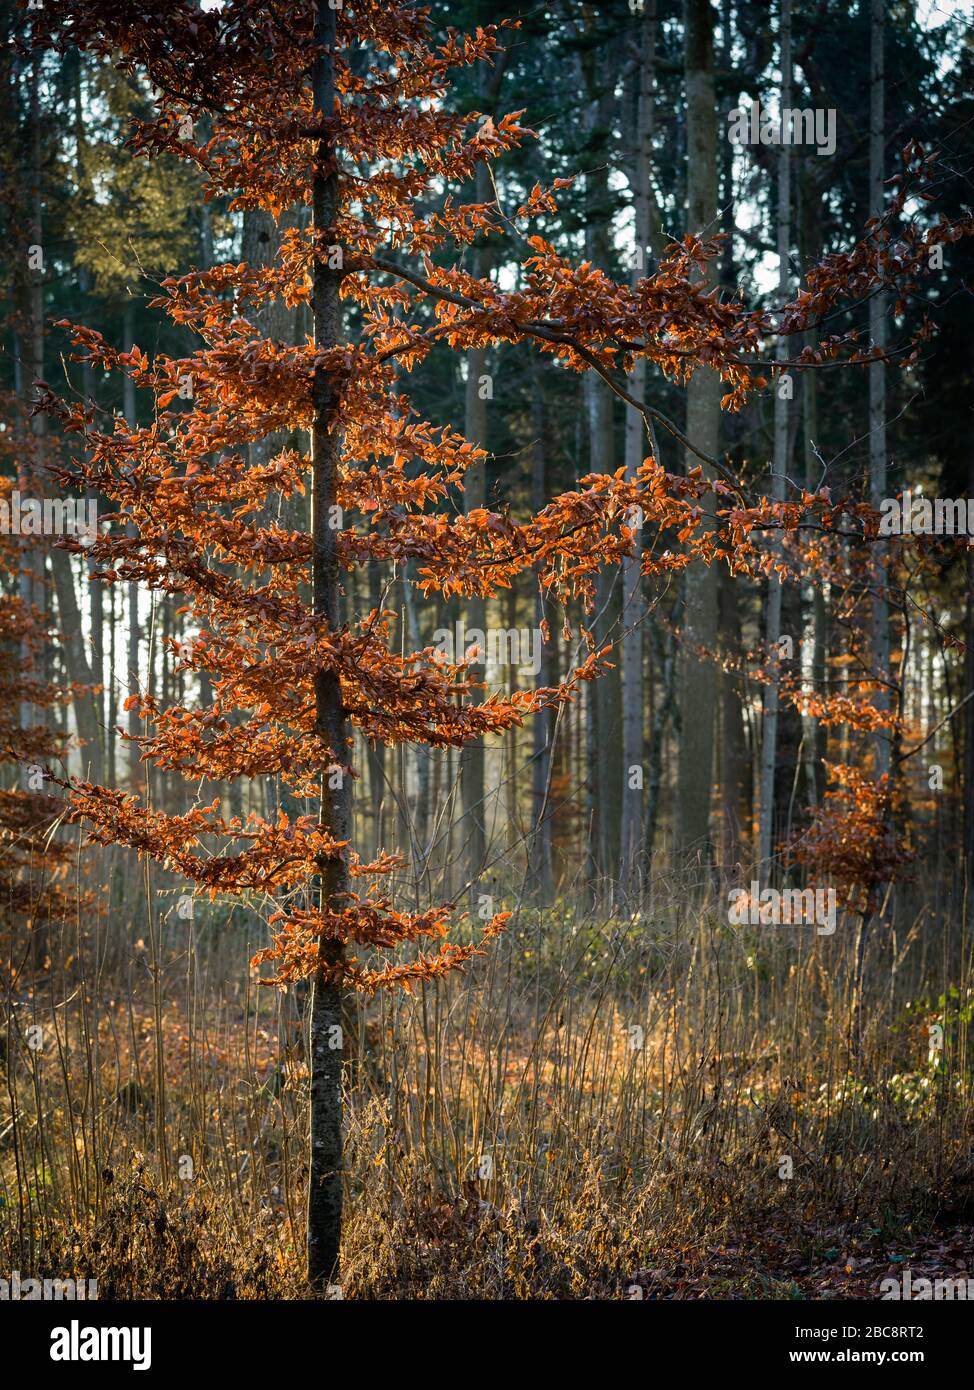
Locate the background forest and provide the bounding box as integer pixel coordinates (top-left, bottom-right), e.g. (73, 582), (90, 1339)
(1, 0), (974, 1302)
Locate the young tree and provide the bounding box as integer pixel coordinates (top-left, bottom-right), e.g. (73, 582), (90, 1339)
(28, 0), (968, 1288)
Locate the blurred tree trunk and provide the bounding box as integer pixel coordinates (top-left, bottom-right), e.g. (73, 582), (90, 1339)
(676, 0), (720, 869)
(366, 557), (386, 858)
(123, 299), (141, 789)
(620, 0), (659, 900)
(719, 568), (748, 873)
(964, 453), (974, 879)
(800, 169), (828, 812)
(459, 51), (507, 894)
(73, 58), (105, 777)
(646, 593), (682, 860)
(579, 36), (622, 893)
(26, 47), (102, 784)
(529, 359), (554, 901)
(460, 227), (488, 889)
(401, 559), (430, 872)
(757, 0), (791, 872)
(870, 0), (891, 780)
(716, 0), (747, 873)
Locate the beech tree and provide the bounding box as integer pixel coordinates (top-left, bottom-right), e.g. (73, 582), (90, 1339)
(27, 0), (970, 1286)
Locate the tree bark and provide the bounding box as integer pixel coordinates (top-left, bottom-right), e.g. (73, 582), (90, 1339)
(123, 299), (142, 789)
(366, 557), (386, 858)
(719, 566), (748, 873)
(459, 227), (488, 888)
(307, 0), (349, 1291)
(757, 0), (792, 870)
(620, 0), (658, 899)
(964, 453), (974, 879)
(25, 46), (102, 783)
(800, 168), (828, 811)
(676, 0), (720, 868)
(459, 54), (508, 892)
(869, 0), (891, 780)
(529, 359), (554, 900)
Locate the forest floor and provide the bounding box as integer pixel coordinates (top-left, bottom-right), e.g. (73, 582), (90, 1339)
(3, 899), (973, 1299)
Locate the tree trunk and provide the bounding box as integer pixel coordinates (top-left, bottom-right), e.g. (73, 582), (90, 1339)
(401, 559), (431, 870)
(646, 592), (682, 860)
(676, 0), (720, 868)
(719, 567), (748, 873)
(73, 59), (106, 774)
(23, 48), (102, 784)
(366, 557), (386, 858)
(529, 359), (554, 900)
(620, 0), (658, 899)
(458, 52), (508, 892)
(122, 300), (142, 788)
(757, 0), (792, 872)
(460, 261), (488, 889)
(307, 0), (349, 1291)
(800, 169), (828, 811)
(964, 453), (974, 879)
(869, 0), (891, 780)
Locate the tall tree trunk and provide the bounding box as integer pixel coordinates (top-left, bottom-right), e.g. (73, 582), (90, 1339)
(307, 0), (349, 1290)
(719, 567), (748, 872)
(401, 559), (430, 871)
(25, 47), (101, 783)
(869, 0), (891, 780)
(676, 0), (720, 867)
(715, 0), (749, 872)
(458, 53), (508, 892)
(620, 0), (658, 899)
(801, 170), (828, 811)
(964, 453), (974, 880)
(123, 299), (142, 788)
(646, 593), (682, 860)
(587, 378), (620, 888)
(579, 42), (622, 892)
(366, 557), (386, 858)
(460, 240), (488, 889)
(757, 0), (792, 871)
(73, 58), (105, 775)
(529, 359), (554, 900)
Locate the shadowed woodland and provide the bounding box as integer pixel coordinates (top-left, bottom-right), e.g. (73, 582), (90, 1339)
(2, 0), (974, 1302)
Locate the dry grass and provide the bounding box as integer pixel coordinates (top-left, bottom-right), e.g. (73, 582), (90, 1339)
(2, 867), (973, 1299)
